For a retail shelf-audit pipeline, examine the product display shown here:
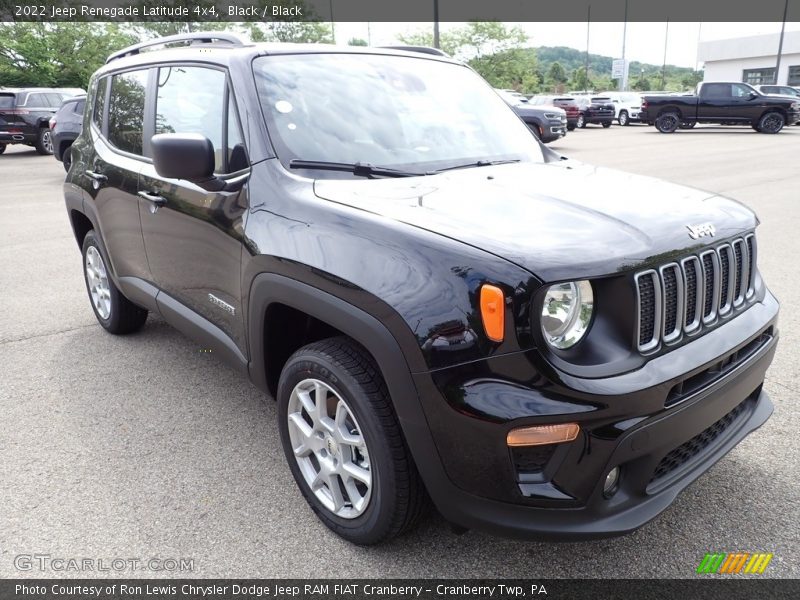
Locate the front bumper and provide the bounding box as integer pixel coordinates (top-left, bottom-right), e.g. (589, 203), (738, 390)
(410, 292), (778, 539)
(541, 121), (567, 142)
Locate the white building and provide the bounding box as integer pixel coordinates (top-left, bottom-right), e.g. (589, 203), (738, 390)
(698, 31), (800, 87)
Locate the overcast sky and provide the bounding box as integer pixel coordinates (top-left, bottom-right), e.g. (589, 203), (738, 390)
(333, 22), (800, 69)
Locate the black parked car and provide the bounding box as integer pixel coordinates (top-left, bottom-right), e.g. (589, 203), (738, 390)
(495, 89), (567, 143)
(641, 82), (800, 133)
(50, 95), (86, 171)
(0, 87), (84, 155)
(64, 34), (778, 545)
(574, 95), (615, 128)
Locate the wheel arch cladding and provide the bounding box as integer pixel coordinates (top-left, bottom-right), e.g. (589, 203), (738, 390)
(246, 273), (451, 495)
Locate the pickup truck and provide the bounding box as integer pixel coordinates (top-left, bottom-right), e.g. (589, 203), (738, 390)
(640, 82), (800, 133)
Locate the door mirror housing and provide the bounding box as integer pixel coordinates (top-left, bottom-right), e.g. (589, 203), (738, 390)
(151, 133), (215, 181)
(748, 92), (759, 100)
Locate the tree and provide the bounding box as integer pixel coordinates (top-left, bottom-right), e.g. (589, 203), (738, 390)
(348, 38), (368, 47)
(469, 48), (538, 93)
(572, 67), (591, 91)
(547, 61), (568, 85)
(0, 23), (136, 88)
(632, 75), (652, 92)
(396, 29), (460, 56)
(246, 21), (333, 44)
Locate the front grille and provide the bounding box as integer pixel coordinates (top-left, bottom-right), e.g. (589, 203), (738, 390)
(650, 399), (749, 483)
(635, 235), (757, 353)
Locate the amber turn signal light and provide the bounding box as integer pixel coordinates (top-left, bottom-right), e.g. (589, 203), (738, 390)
(480, 284), (505, 342)
(507, 423), (580, 447)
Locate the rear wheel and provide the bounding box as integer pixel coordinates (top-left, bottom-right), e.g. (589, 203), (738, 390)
(34, 128), (53, 155)
(655, 112), (680, 133)
(618, 111), (629, 126)
(81, 231), (148, 334)
(278, 337), (427, 545)
(528, 124), (542, 140)
(602, 121), (611, 128)
(577, 114), (586, 128)
(62, 145), (72, 173)
(757, 112), (785, 134)
(0, 143), (6, 154)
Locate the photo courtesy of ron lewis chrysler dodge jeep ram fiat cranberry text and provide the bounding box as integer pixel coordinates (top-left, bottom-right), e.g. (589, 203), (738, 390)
(63, 33), (779, 544)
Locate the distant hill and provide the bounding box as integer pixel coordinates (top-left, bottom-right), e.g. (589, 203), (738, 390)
(534, 46), (701, 91)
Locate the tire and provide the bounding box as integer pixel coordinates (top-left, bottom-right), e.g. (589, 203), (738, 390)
(678, 122), (696, 129)
(576, 114), (586, 128)
(757, 112), (785, 134)
(34, 127), (54, 155)
(567, 124), (575, 131)
(602, 121), (612, 128)
(528, 123), (541, 140)
(0, 143), (6, 154)
(277, 337), (427, 545)
(655, 112), (680, 133)
(618, 111), (629, 126)
(81, 231), (148, 334)
(62, 145), (72, 173)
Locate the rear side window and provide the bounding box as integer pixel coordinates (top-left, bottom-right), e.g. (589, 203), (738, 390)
(703, 83), (731, 99)
(45, 93), (63, 106)
(108, 70), (149, 155)
(0, 94), (14, 108)
(74, 99), (85, 114)
(26, 93), (47, 107)
(155, 66), (228, 172)
(93, 78), (108, 130)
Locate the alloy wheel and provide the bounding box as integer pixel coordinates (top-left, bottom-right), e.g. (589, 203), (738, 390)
(42, 130), (53, 154)
(287, 378), (372, 518)
(85, 246), (111, 319)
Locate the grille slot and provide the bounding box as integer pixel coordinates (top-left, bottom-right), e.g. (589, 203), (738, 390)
(635, 271), (661, 352)
(635, 236), (756, 353)
(650, 399), (749, 484)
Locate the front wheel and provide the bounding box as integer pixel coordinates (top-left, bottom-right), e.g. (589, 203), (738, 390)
(757, 112), (785, 134)
(576, 114), (586, 128)
(602, 121), (612, 128)
(81, 231), (148, 334)
(277, 337), (427, 545)
(34, 128), (53, 155)
(0, 143), (6, 154)
(618, 111), (629, 126)
(655, 112), (680, 133)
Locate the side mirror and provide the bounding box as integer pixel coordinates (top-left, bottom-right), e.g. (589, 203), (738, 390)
(748, 92), (759, 100)
(151, 133), (215, 181)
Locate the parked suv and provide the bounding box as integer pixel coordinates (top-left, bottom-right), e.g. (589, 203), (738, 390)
(495, 89), (567, 143)
(65, 34), (779, 545)
(50, 95), (86, 171)
(574, 96), (615, 127)
(0, 87), (84, 155)
(602, 91), (643, 125)
(529, 95), (580, 130)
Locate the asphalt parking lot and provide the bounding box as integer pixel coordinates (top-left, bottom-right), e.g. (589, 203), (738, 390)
(1, 123), (799, 579)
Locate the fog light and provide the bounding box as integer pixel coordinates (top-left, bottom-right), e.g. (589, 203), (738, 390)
(603, 467), (620, 496)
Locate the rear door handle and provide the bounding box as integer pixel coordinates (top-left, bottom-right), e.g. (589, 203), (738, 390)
(85, 170), (107, 182)
(138, 191), (167, 206)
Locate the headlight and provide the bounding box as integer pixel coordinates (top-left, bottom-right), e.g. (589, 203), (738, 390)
(544, 112), (560, 119)
(541, 280), (594, 349)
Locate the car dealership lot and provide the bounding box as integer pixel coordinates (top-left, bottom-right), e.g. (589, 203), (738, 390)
(1, 124), (798, 578)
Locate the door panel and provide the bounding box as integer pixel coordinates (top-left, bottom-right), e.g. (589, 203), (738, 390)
(138, 65), (249, 354)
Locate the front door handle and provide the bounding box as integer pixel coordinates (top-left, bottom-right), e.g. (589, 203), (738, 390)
(138, 191), (167, 207)
(85, 170), (107, 182)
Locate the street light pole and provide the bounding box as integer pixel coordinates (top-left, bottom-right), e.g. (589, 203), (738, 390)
(585, 4), (591, 92)
(620, 0), (628, 91)
(661, 19), (669, 90)
(329, 0), (336, 44)
(775, 0), (789, 84)
(433, 0), (440, 49)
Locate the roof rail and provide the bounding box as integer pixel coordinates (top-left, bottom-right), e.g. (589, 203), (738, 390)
(106, 32), (244, 64)
(380, 45), (450, 57)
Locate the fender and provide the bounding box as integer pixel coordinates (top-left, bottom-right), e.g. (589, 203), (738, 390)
(246, 272), (456, 504)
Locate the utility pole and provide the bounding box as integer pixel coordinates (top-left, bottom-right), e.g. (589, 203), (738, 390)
(661, 19), (669, 90)
(620, 0), (628, 91)
(367, 22), (372, 46)
(775, 0), (789, 84)
(329, 0), (336, 44)
(584, 4), (591, 92)
(433, 0), (440, 49)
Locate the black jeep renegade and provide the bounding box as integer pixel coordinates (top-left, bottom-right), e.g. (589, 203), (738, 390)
(63, 33), (779, 545)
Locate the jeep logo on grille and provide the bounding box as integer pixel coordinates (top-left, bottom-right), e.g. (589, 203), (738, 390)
(686, 223), (716, 239)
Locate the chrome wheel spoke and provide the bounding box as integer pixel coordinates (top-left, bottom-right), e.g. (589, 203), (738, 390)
(287, 377), (372, 519)
(85, 246), (111, 319)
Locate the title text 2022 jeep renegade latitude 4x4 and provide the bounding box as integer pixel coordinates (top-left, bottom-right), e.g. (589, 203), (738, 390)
(64, 34), (779, 545)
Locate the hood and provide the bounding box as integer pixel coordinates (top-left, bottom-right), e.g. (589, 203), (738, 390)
(313, 161), (757, 282)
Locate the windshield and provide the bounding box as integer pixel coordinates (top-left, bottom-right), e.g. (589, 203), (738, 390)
(253, 53), (544, 178)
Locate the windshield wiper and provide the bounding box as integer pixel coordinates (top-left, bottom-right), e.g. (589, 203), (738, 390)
(432, 159), (521, 173)
(289, 160), (427, 178)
